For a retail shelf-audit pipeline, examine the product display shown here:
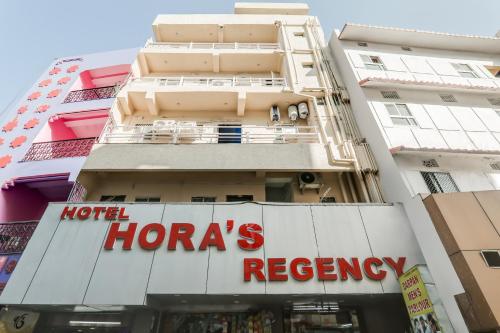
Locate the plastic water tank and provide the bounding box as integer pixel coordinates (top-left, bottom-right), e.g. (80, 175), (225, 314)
(287, 104), (298, 121)
(298, 102), (309, 119)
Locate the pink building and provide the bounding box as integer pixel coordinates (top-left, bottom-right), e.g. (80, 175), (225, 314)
(0, 48), (137, 291)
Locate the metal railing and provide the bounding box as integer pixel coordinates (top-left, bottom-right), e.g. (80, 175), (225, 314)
(21, 138), (96, 162)
(100, 124), (320, 144)
(62, 86), (119, 103)
(357, 68), (500, 90)
(0, 221), (38, 254)
(129, 76), (286, 88)
(145, 41), (280, 51)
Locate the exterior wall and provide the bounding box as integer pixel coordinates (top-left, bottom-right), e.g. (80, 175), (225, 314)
(423, 191), (500, 331)
(79, 171), (350, 203)
(0, 202), (425, 305)
(329, 32), (469, 332)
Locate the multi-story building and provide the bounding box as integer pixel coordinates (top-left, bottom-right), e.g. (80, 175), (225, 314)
(0, 4), (428, 333)
(0, 49), (137, 293)
(329, 24), (500, 332)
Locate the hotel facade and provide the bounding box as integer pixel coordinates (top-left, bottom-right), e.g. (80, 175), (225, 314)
(0, 2), (497, 333)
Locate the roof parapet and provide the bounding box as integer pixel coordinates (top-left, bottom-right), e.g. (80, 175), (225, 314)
(234, 2), (309, 15)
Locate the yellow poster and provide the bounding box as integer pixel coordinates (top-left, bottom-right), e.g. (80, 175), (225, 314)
(399, 266), (442, 333)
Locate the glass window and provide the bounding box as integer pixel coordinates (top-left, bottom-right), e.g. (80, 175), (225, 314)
(361, 55), (385, 71)
(385, 103), (418, 127)
(481, 250), (500, 268)
(452, 63), (478, 78)
(100, 195), (126, 202)
(135, 197), (161, 202)
(226, 195), (254, 202)
(421, 172), (459, 193)
(191, 196), (216, 203)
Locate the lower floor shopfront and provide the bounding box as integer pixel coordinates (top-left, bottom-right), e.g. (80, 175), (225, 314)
(0, 202), (425, 332)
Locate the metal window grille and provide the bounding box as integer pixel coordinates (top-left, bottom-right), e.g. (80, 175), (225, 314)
(480, 250), (500, 268)
(490, 163), (500, 171)
(0, 221), (38, 254)
(488, 98), (500, 106)
(422, 159), (439, 168)
(62, 86), (118, 104)
(68, 181), (87, 202)
(381, 91), (400, 99)
(421, 172), (459, 193)
(439, 94), (457, 103)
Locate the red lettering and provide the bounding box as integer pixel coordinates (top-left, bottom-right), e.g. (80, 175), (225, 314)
(60, 206), (77, 220)
(290, 258), (313, 281)
(93, 207), (106, 220)
(363, 257), (387, 280)
(237, 223), (264, 251)
(243, 258), (265, 282)
(118, 207), (129, 220)
(138, 223), (165, 250)
(337, 257), (362, 281)
(383, 257), (406, 277)
(199, 223), (226, 251)
(168, 223), (195, 251)
(315, 258), (337, 281)
(104, 222), (137, 250)
(77, 207), (92, 220)
(268, 258), (288, 281)
(105, 207), (119, 221)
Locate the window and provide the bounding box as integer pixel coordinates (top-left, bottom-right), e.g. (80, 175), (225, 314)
(191, 196), (216, 203)
(294, 31), (305, 37)
(320, 196), (336, 203)
(357, 42), (368, 47)
(381, 91), (400, 99)
(452, 63), (478, 78)
(135, 197), (161, 202)
(422, 159), (439, 168)
(421, 172), (459, 193)
(361, 55), (385, 71)
(316, 97), (326, 105)
(226, 195), (253, 202)
(100, 195), (126, 202)
(302, 63), (314, 69)
(218, 124), (242, 144)
(439, 94), (457, 103)
(385, 103), (418, 126)
(481, 250), (500, 268)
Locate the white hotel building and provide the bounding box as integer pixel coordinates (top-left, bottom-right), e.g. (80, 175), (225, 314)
(330, 24), (500, 332)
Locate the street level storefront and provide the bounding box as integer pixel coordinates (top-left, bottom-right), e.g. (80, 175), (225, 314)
(0, 203), (425, 332)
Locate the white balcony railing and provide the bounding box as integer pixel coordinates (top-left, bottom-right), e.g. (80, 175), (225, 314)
(145, 41), (281, 51)
(129, 76), (286, 88)
(357, 68), (500, 90)
(100, 124), (320, 144)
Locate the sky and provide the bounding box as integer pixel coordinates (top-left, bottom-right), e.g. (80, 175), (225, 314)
(1, 0), (499, 112)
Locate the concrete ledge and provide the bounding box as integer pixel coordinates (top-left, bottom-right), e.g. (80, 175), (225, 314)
(82, 143), (352, 172)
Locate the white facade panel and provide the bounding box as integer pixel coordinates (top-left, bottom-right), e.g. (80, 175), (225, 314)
(428, 59), (459, 76)
(380, 54), (407, 72)
(467, 131), (500, 150)
(371, 101), (393, 127)
(474, 108), (500, 132)
(448, 106), (487, 131)
(424, 105), (462, 130)
(411, 128), (448, 149)
(440, 130), (476, 150)
(401, 56), (434, 74)
(407, 104), (434, 129)
(450, 171), (494, 192)
(385, 127), (419, 148)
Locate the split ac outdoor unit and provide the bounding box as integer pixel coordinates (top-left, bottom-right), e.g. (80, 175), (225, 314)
(298, 172), (322, 193)
(270, 105), (280, 122)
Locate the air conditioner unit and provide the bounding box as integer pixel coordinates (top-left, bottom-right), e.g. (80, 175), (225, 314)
(298, 102), (309, 119)
(152, 120), (176, 136)
(298, 172), (322, 193)
(270, 105), (280, 122)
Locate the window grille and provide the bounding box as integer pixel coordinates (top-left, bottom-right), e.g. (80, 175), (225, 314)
(490, 163), (500, 171)
(421, 172), (459, 193)
(385, 103), (418, 126)
(381, 91), (400, 99)
(452, 63), (478, 78)
(480, 250), (500, 268)
(488, 98), (500, 106)
(422, 159), (439, 168)
(439, 94), (457, 103)
(361, 55), (385, 71)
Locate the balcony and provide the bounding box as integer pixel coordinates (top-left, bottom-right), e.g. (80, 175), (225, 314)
(0, 221), (38, 254)
(62, 86), (119, 104)
(356, 69), (500, 94)
(100, 124), (319, 144)
(21, 138), (96, 162)
(138, 41), (283, 75)
(129, 76), (286, 88)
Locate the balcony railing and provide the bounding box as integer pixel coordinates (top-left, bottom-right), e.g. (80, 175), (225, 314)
(62, 86), (119, 103)
(21, 138), (96, 162)
(129, 76), (286, 88)
(0, 221), (38, 254)
(100, 124), (320, 144)
(145, 41), (280, 51)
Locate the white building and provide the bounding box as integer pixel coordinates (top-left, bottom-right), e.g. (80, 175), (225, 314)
(329, 24), (500, 332)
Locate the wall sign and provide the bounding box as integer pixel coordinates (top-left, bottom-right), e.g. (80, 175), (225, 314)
(61, 206), (407, 283)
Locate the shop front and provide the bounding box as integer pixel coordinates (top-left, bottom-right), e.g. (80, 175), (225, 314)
(0, 202), (425, 332)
